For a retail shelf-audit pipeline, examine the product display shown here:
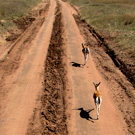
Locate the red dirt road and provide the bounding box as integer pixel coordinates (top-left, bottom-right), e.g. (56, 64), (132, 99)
(0, 0), (134, 135)
(0, 0), (56, 134)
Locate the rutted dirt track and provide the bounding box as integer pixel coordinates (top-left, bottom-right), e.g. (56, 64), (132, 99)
(0, 0), (135, 135)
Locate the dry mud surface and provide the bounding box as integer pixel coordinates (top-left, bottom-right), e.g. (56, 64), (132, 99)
(0, 0), (135, 135)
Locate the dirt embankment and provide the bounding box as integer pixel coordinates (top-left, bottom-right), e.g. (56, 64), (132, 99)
(86, 25), (135, 89)
(3, 1), (50, 42)
(72, 13), (135, 134)
(27, 2), (69, 135)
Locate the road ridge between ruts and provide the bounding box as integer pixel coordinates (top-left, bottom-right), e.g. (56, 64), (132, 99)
(72, 13), (135, 135)
(27, 1), (69, 135)
(41, 2), (68, 134)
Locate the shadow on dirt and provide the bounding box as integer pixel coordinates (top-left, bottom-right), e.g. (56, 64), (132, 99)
(71, 62), (83, 68)
(73, 108), (96, 123)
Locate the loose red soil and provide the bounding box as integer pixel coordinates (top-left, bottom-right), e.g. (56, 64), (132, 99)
(0, 0), (135, 135)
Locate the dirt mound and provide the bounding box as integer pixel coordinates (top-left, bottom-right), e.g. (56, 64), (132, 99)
(41, 4), (68, 135)
(27, 2), (68, 135)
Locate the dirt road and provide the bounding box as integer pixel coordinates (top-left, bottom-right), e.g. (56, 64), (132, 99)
(59, 1), (128, 135)
(0, 0), (56, 134)
(0, 0), (134, 135)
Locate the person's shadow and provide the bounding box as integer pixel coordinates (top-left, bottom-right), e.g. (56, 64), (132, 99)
(71, 62), (83, 68)
(74, 108), (96, 123)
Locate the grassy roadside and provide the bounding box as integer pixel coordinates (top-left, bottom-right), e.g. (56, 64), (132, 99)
(67, 0), (135, 87)
(0, 0), (43, 20)
(0, 0), (44, 41)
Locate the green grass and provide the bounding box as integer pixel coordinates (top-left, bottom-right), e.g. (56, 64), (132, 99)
(0, 0), (42, 34)
(0, 0), (42, 19)
(68, 0), (135, 63)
